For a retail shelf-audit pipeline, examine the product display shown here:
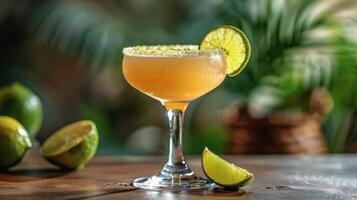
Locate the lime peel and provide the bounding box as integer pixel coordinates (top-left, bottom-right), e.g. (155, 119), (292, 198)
(0, 82), (43, 138)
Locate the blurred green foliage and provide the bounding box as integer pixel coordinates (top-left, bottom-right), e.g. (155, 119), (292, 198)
(182, 0), (357, 152)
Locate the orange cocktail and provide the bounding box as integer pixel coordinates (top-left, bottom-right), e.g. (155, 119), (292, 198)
(122, 45), (226, 190)
(123, 45), (226, 110)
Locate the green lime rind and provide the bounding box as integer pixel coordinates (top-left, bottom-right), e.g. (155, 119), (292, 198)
(41, 120), (99, 170)
(202, 147), (254, 188)
(200, 25), (251, 77)
(0, 82), (43, 139)
(231, 173), (254, 188)
(0, 116), (32, 170)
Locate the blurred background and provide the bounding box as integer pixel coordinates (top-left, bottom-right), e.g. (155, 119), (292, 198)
(0, 0), (356, 155)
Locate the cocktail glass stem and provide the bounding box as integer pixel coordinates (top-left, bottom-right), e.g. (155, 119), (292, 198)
(132, 104), (212, 190)
(160, 109), (192, 176)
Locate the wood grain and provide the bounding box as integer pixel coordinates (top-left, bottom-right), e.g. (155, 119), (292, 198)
(0, 149), (357, 199)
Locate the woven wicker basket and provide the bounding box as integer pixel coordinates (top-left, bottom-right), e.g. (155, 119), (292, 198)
(224, 112), (327, 154)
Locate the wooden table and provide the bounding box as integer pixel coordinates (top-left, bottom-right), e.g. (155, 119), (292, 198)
(1, 149), (357, 200)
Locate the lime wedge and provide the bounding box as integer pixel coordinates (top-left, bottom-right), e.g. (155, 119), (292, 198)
(202, 147), (254, 188)
(41, 120), (99, 170)
(0, 116), (32, 170)
(200, 25), (251, 77)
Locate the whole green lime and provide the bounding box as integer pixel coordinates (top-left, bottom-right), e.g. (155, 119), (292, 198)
(0, 82), (43, 138)
(0, 116), (32, 170)
(41, 120), (99, 170)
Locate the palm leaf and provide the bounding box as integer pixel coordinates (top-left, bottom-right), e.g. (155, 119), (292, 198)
(31, 0), (126, 73)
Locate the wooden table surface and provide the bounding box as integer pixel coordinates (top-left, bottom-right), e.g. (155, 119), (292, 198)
(1, 149), (357, 200)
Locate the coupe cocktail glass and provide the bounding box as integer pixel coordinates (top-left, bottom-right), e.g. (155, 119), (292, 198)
(122, 45), (226, 190)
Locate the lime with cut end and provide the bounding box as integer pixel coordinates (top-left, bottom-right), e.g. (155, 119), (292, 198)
(41, 120), (99, 170)
(0, 116), (32, 170)
(200, 25), (251, 77)
(202, 147), (254, 189)
(0, 82), (43, 139)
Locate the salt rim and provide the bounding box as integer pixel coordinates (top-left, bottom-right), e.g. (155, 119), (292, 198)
(122, 45), (223, 57)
